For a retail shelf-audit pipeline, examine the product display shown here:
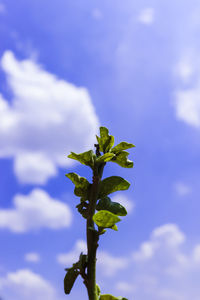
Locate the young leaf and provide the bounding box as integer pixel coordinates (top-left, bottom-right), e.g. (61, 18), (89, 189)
(96, 153), (115, 163)
(66, 173), (89, 189)
(64, 267), (79, 294)
(112, 142), (135, 153)
(96, 196), (127, 216)
(66, 173), (90, 199)
(93, 210), (121, 228)
(111, 224), (118, 231)
(96, 126), (115, 153)
(111, 151), (133, 168)
(68, 150), (94, 168)
(98, 176), (130, 198)
(100, 294), (128, 300)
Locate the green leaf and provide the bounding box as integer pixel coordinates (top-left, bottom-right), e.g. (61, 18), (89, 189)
(100, 295), (128, 300)
(96, 153), (115, 163)
(112, 142), (135, 153)
(68, 150), (94, 168)
(98, 176), (130, 198)
(66, 173), (89, 188)
(111, 224), (118, 231)
(64, 267), (79, 294)
(96, 127), (115, 153)
(66, 173), (90, 199)
(111, 151), (133, 168)
(96, 196), (127, 216)
(96, 284), (101, 297)
(93, 210), (121, 228)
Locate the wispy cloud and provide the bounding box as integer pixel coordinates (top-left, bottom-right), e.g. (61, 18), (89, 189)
(174, 181), (191, 196)
(174, 85), (200, 128)
(137, 8), (155, 25)
(24, 252), (41, 263)
(0, 3), (6, 14)
(0, 51), (99, 184)
(92, 8), (103, 20)
(0, 189), (72, 233)
(97, 251), (129, 277)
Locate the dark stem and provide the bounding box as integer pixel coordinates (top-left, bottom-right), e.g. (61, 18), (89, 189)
(86, 162), (105, 300)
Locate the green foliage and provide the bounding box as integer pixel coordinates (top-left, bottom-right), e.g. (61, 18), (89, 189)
(68, 150), (95, 168)
(65, 172), (90, 199)
(100, 295), (128, 300)
(96, 284), (101, 297)
(93, 210), (121, 229)
(96, 196), (127, 216)
(96, 127), (115, 153)
(64, 267), (79, 294)
(111, 151), (133, 168)
(98, 176), (130, 198)
(96, 153), (115, 163)
(66, 172), (89, 189)
(111, 142), (135, 153)
(64, 126), (134, 300)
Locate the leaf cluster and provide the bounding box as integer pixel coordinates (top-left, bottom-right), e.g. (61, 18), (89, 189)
(64, 127), (135, 299)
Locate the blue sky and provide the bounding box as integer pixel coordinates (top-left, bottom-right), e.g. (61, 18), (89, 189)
(0, 1), (200, 299)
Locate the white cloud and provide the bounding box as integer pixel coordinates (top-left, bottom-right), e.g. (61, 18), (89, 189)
(133, 224), (185, 262)
(97, 251), (129, 277)
(56, 225), (200, 299)
(174, 181), (191, 196)
(152, 224), (185, 247)
(0, 269), (56, 300)
(0, 51), (99, 184)
(174, 86), (200, 128)
(138, 8), (155, 25)
(24, 252), (40, 263)
(175, 58), (194, 83)
(0, 188), (72, 233)
(117, 223), (200, 300)
(111, 194), (135, 214)
(57, 239), (87, 266)
(173, 53), (200, 129)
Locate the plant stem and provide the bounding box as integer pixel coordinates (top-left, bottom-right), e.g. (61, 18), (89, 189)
(86, 163), (105, 300)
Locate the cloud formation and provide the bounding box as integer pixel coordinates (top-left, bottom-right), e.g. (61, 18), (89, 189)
(0, 51), (99, 184)
(0, 269), (56, 300)
(0, 188), (72, 232)
(115, 224), (200, 300)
